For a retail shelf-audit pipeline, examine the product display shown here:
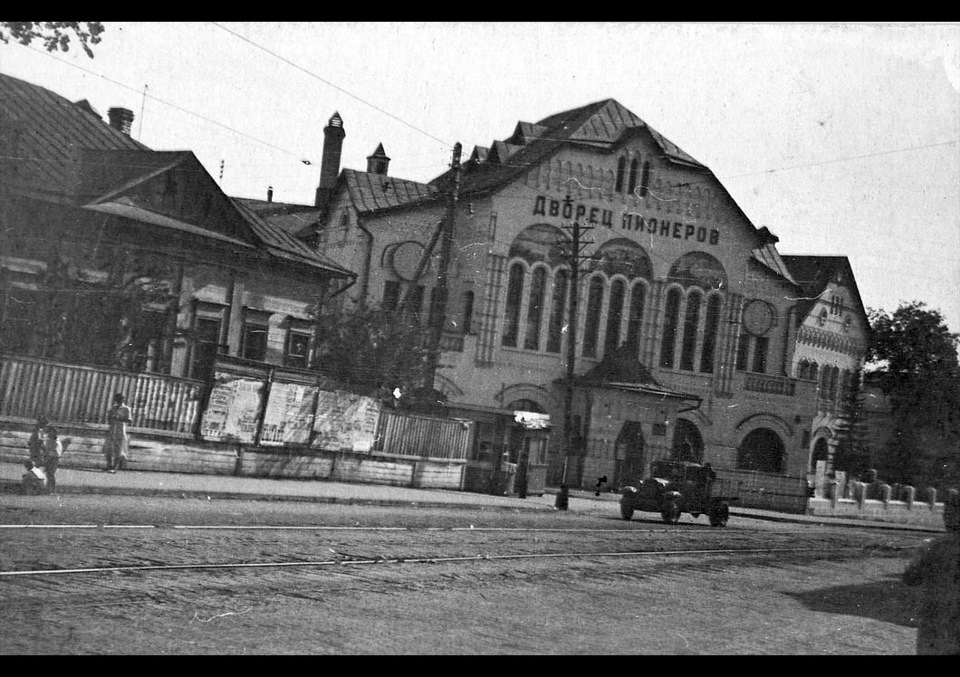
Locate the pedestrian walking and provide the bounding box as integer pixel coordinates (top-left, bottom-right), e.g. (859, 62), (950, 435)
(26, 415), (49, 469)
(103, 393), (131, 473)
(41, 425), (63, 494)
(903, 488), (960, 655)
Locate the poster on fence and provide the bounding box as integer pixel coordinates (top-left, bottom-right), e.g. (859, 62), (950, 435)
(311, 389), (381, 451)
(259, 382), (317, 446)
(199, 372), (264, 443)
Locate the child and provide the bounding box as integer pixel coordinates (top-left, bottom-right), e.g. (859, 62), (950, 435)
(41, 426), (63, 494)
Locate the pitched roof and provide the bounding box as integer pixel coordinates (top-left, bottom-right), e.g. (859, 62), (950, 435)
(441, 98), (705, 196)
(0, 72), (147, 202)
(563, 344), (700, 402)
(339, 167), (440, 214)
(1, 72), (351, 277)
(235, 197), (324, 238)
(781, 255), (869, 324)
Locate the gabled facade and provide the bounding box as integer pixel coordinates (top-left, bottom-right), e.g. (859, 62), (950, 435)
(0, 73), (354, 380)
(781, 256), (871, 476)
(304, 99), (846, 491)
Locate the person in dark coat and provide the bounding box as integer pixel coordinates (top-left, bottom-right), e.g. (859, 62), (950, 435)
(26, 415), (49, 469)
(903, 489), (960, 655)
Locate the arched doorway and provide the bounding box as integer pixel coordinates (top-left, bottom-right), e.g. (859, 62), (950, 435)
(671, 419), (703, 463)
(810, 437), (829, 471)
(737, 428), (784, 473)
(613, 421), (645, 488)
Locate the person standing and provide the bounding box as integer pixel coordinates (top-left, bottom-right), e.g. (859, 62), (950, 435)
(27, 415), (49, 469)
(103, 393), (132, 473)
(903, 489), (960, 655)
(41, 426), (63, 494)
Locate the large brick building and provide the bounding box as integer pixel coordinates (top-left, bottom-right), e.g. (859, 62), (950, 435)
(257, 100), (871, 493)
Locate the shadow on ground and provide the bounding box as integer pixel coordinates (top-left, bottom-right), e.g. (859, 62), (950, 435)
(786, 574), (919, 628)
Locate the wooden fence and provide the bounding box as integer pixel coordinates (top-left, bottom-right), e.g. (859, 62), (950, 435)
(0, 353), (204, 435)
(373, 410), (474, 460)
(715, 467), (810, 514)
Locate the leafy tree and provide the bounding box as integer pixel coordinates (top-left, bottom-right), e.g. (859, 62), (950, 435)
(314, 305), (435, 406)
(867, 301), (960, 485)
(0, 22), (104, 57)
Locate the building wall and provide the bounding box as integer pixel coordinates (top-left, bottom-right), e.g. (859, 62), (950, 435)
(320, 128), (834, 487)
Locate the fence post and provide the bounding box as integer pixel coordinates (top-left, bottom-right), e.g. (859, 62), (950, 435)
(880, 483), (891, 508)
(904, 485), (915, 509)
(928, 487), (937, 511)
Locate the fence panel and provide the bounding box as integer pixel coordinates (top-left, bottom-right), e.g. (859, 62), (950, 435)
(0, 354), (203, 435)
(374, 410), (473, 461)
(715, 467), (810, 514)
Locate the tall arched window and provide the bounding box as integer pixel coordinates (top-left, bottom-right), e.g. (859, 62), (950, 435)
(659, 287), (682, 368)
(604, 279), (626, 355)
(582, 276), (605, 358)
(639, 161), (651, 197)
(461, 290), (475, 334)
(625, 283), (646, 349)
(699, 294), (722, 373)
(828, 366), (839, 401)
(546, 269), (569, 354)
(627, 158), (639, 195)
(615, 156), (627, 193)
(501, 262), (525, 348)
(679, 290), (702, 371)
(809, 362), (819, 382)
(524, 267), (547, 350)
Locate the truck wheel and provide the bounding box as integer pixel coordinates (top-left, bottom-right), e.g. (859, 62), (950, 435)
(661, 498), (681, 525)
(620, 489), (637, 521)
(709, 501), (729, 527)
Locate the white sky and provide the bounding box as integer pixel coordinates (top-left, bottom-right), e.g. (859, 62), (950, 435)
(2, 21), (958, 336)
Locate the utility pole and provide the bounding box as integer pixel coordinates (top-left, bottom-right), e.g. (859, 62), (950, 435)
(424, 142), (462, 397)
(557, 217), (594, 507)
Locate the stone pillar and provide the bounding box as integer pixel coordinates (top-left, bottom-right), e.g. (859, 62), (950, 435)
(904, 485), (915, 509)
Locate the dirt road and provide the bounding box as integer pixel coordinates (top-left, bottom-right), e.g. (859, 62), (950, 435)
(0, 494), (927, 654)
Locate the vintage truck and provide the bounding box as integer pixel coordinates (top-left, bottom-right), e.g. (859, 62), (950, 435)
(619, 460), (735, 527)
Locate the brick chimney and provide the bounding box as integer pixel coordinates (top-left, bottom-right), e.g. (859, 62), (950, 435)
(315, 111), (345, 209)
(366, 143), (390, 175)
(267, 186), (274, 203)
(108, 107), (135, 136)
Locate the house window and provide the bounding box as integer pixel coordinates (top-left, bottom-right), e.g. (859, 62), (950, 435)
(546, 269), (569, 353)
(679, 291), (702, 371)
(284, 329), (311, 369)
(383, 280), (401, 311)
(625, 283), (646, 349)
(241, 311), (270, 362)
(604, 279), (625, 355)
(501, 262), (525, 347)
(735, 334), (750, 371)
(659, 288), (681, 368)
(582, 276), (605, 358)
(639, 161), (651, 198)
(524, 267), (547, 350)
(461, 290), (475, 334)
(615, 156), (627, 193)
(190, 302), (226, 380)
(627, 159), (639, 196)
(751, 336), (769, 374)
(699, 294), (722, 373)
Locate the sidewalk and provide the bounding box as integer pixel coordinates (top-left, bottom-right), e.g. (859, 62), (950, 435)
(0, 461), (943, 532)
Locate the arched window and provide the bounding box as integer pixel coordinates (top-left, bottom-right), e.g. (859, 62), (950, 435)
(627, 158), (639, 196)
(699, 294), (722, 373)
(796, 359), (809, 380)
(546, 269), (569, 353)
(828, 366), (839, 401)
(615, 156), (627, 193)
(524, 267), (547, 350)
(809, 362), (819, 382)
(501, 262), (525, 348)
(639, 161), (651, 197)
(679, 290), (703, 371)
(671, 419), (704, 463)
(659, 287), (682, 369)
(810, 437), (829, 471)
(582, 276), (605, 358)
(604, 279), (626, 355)
(625, 283), (646, 349)
(461, 290), (475, 334)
